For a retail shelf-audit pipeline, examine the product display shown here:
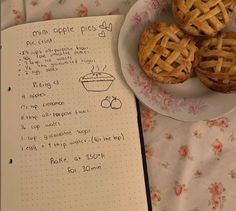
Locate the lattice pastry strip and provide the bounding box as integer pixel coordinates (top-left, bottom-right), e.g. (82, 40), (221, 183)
(173, 0), (236, 36)
(195, 32), (236, 93)
(138, 22), (198, 84)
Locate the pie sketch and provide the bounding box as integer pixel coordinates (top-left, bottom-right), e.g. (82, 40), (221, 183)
(79, 65), (115, 92)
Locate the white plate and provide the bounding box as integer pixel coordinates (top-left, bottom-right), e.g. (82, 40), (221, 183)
(118, 0), (236, 121)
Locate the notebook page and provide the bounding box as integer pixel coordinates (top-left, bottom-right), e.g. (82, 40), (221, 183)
(1, 15), (149, 211)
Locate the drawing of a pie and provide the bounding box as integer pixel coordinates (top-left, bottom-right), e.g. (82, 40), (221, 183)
(79, 72), (115, 92)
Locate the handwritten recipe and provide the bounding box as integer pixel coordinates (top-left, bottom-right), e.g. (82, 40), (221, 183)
(1, 16), (149, 211)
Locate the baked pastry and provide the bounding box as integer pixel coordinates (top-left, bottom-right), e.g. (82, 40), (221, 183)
(138, 22), (198, 84)
(195, 32), (236, 93)
(173, 0), (236, 36)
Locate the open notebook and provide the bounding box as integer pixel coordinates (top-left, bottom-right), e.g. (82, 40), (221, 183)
(1, 15), (152, 211)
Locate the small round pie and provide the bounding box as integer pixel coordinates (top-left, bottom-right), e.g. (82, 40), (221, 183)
(195, 32), (236, 93)
(173, 0), (236, 36)
(138, 22), (198, 84)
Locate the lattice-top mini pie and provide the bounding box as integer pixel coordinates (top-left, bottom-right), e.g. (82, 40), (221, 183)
(195, 32), (236, 93)
(138, 22), (198, 84)
(173, 0), (236, 36)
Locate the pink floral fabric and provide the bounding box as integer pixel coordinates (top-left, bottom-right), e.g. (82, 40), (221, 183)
(142, 106), (236, 210)
(1, 1), (236, 210)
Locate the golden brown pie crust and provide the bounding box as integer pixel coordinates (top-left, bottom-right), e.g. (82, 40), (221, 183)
(138, 22), (198, 84)
(195, 32), (236, 93)
(173, 0), (236, 36)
